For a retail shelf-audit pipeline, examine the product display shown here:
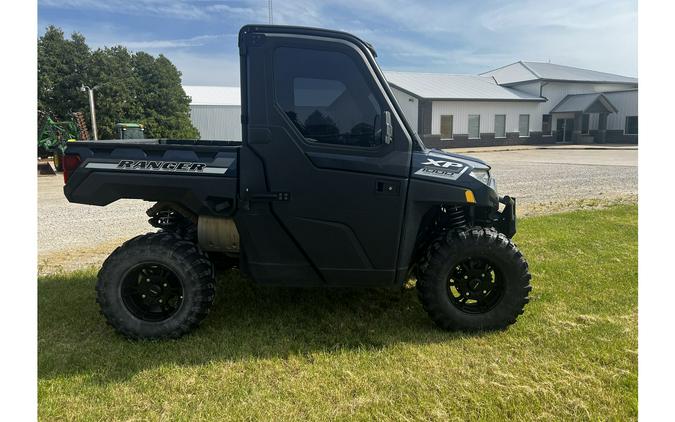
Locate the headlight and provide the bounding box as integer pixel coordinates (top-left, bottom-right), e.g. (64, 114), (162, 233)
(469, 168), (491, 185)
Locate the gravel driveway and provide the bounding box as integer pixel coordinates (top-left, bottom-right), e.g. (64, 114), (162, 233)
(463, 147), (637, 208)
(38, 146), (637, 273)
(38, 176), (150, 272)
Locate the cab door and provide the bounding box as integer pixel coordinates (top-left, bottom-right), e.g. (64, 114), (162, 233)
(237, 27), (412, 287)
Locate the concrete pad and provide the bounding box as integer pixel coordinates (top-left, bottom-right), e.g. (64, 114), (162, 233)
(446, 144), (637, 154)
(461, 148), (638, 205)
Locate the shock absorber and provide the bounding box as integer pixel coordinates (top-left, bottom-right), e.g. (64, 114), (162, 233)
(444, 206), (467, 229)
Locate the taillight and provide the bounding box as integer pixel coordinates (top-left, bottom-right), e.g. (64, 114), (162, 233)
(63, 154), (82, 184)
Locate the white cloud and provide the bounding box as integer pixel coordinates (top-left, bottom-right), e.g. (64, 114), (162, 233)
(473, 0), (638, 76)
(257, 0), (636, 76)
(122, 34), (225, 49)
(206, 3), (265, 19)
(39, 0), (637, 80)
(164, 51), (241, 86)
(39, 0), (264, 21)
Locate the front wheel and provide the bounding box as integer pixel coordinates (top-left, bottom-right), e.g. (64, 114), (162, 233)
(417, 227), (531, 331)
(96, 232), (215, 340)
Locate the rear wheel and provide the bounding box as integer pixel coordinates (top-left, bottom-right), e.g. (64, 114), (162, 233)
(417, 227), (531, 331)
(96, 232), (215, 340)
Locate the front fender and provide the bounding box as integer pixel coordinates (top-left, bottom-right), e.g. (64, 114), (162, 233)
(395, 178), (489, 285)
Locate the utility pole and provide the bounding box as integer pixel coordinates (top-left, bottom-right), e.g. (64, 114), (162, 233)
(268, 0), (273, 24)
(80, 85), (99, 140)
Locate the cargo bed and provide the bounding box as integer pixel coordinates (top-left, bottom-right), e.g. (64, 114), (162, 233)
(63, 139), (240, 217)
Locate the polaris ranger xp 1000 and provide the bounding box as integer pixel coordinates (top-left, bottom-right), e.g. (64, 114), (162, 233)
(62, 25), (531, 339)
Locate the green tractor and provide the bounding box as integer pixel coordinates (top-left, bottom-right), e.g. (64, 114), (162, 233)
(38, 112), (80, 172)
(115, 123), (145, 140)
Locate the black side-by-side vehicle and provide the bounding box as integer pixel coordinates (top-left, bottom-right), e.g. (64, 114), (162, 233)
(62, 25), (531, 339)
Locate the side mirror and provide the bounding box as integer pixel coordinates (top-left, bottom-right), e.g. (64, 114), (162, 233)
(384, 111), (393, 144)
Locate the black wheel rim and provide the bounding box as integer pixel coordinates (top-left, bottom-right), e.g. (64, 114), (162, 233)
(120, 263), (184, 322)
(447, 257), (505, 314)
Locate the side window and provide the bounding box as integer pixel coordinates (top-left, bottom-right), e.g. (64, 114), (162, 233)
(542, 114), (552, 136)
(440, 115), (453, 139)
(274, 47), (383, 148)
(494, 114), (506, 138)
(468, 115), (480, 139)
(519, 114), (530, 137)
(625, 116), (638, 135)
(582, 114), (590, 134)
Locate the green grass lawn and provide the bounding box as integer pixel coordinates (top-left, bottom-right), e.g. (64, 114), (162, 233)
(38, 205), (637, 421)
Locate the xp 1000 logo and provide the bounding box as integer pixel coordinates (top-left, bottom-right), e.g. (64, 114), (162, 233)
(414, 159), (467, 181)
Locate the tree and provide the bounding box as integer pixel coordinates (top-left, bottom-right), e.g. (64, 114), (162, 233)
(37, 26), (199, 140)
(86, 46), (143, 139)
(38, 26), (90, 120)
(130, 53), (199, 139)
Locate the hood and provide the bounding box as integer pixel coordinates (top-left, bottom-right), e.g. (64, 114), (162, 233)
(410, 147), (499, 208)
(429, 148), (489, 168)
(411, 148), (490, 184)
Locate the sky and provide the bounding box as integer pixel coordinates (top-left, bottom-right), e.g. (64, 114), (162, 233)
(38, 0), (637, 87)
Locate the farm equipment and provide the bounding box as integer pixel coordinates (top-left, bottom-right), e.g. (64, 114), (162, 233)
(38, 112), (145, 173)
(115, 123), (145, 140)
(38, 112), (78, 157)
(38, 112), (82, 173)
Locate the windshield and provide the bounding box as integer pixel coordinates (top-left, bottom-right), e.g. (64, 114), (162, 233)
(366, 47), (425, 151)
(120, 127), (145, 139)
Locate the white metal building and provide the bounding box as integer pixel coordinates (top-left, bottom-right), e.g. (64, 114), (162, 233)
(183, 85), (242, 141)
(183, 61), (637, 147)
(386, 71), (544, 142)
(483, 62), (638, 144)
(387, 61), (637, 148)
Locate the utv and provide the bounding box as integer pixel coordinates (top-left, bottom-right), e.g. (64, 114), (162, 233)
(62, 25), (531, 339)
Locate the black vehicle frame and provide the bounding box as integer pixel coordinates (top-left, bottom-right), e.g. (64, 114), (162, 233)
(62, 25), (531, 339)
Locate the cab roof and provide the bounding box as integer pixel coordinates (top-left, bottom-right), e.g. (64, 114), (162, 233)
(115, 123), (144, 128)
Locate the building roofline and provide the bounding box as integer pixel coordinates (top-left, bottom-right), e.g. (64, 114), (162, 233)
(550, 93), (619, 114)
(501, 78), (638, 86)
(388, 81), (545, 102)
(498, 79), (542, 86)
(478, 60), (541, 79)
(524, 60), (637, 79)
(425, 97), (546, 102)
(518, 61), (542, 79)
(387, 83), (423, 99)
(601, 88), (639, 94)
(595, 94), (619, 113)
(386, 70), (489, 77)
(481, 61), (638, 85)
(478, 61), (520, 76)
